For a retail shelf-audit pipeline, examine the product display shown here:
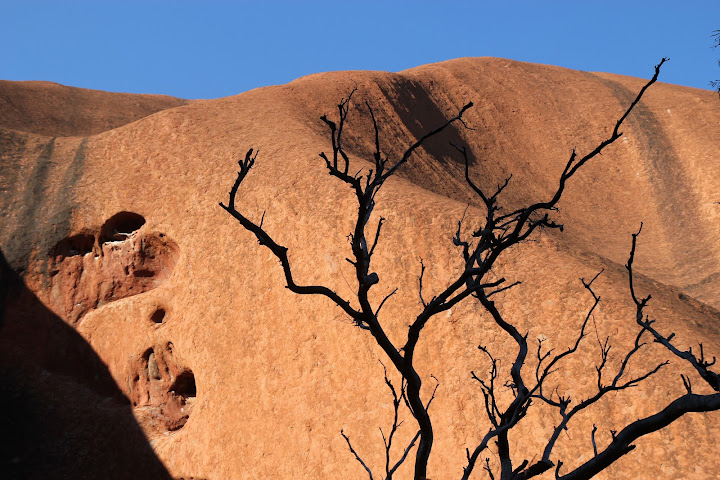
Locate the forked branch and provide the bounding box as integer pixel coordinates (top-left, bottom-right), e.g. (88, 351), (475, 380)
(222, 89), (472, 480)
(220, 57), (718, 480)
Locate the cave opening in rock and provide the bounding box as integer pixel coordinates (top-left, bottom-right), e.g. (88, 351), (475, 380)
(133, 269), (155, 278)
(150, 308), (166, 324)
(171, 370), (196, 399)
(100, 212), (146, 244)
(52, 233), (95, 259)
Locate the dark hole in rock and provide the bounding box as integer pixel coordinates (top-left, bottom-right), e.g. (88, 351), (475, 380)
(171, 370), (196, 399)
(141, 347), (153, 365)
(133, 269), (155, 278)
(150, 308), (166, 324)
(53, 233), (95, 258)
(100, 211), (146, 244)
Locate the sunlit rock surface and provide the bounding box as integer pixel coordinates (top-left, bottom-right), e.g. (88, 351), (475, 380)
(1, 58), (719, 479)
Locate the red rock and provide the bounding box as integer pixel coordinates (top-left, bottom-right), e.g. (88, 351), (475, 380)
(1, 58), (719, 479)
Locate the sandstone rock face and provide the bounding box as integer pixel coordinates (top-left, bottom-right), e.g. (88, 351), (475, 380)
(0, 80), (190, 136)
(1, 58), (719, 479)
(128, 340), (196, 433)
(47, 211), (179, 324)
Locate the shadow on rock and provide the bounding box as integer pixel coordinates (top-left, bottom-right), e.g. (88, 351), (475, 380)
(0, 248), (174, 480)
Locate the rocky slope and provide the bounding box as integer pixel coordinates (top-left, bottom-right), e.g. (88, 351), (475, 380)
(0, 80), (190, 137)
(1, 58), (719, 479)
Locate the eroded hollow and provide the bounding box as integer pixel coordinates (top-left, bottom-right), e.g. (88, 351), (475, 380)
(171, 370), (196, 398)
(134, 269), (155, 278)
(100, 211), (146, 244)
(128, 343), (196, 432)
(52, 233), (95, 259)
(46, 224), (178, 325)
(150, 308), (166, 324)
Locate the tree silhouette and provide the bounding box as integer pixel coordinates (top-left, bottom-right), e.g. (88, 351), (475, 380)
(221, 57), (720, 479)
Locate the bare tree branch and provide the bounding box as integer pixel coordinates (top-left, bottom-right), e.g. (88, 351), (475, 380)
(484, 457), (497, 480)
(627, 225), (720, 392)
(381, 102), (473, 181)
(341, 428), (374, 480)
(218, 57), (720, 480)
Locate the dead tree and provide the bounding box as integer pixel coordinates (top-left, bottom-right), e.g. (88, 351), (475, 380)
(457, 219), (720, 480)
(221, 57), (719, 479)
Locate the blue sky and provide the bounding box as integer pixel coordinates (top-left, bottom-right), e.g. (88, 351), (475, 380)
(1, 1), (718, 99)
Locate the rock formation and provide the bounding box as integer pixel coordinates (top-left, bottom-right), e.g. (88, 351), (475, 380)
(1, 58), (719, 479)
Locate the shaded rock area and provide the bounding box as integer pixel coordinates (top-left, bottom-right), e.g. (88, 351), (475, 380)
(1, 59), (719, 479)
(0, 248), (174, 480)
(0, 133), (86, 277)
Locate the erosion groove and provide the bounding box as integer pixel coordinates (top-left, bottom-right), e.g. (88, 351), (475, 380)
(1, 58), (719, 479)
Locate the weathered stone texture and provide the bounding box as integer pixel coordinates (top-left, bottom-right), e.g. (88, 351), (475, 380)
(1, 58), (719, 479)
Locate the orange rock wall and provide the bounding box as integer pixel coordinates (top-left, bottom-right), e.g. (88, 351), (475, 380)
(1, 58), (719, 479)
